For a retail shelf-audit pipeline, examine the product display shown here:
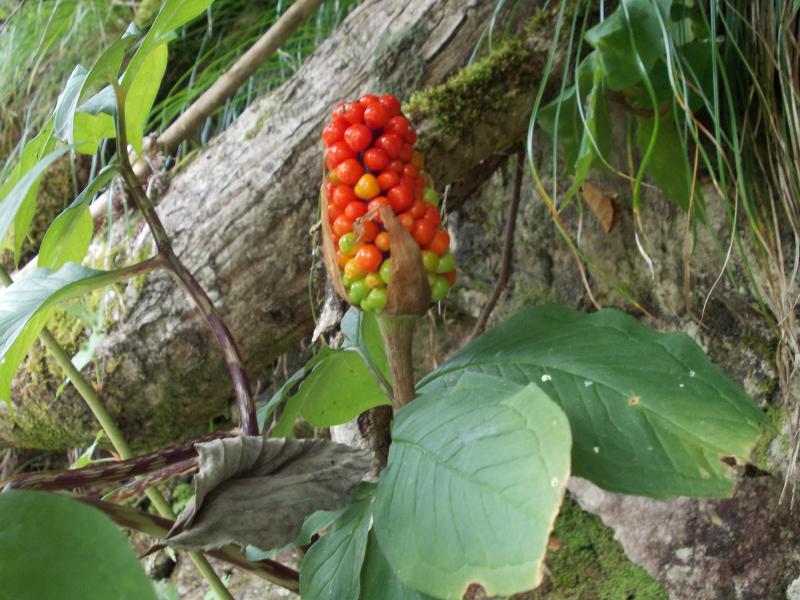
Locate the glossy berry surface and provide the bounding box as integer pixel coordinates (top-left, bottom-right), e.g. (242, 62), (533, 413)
(322, 94), (455, 312)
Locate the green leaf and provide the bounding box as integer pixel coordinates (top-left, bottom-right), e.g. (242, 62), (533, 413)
(342, 306), (391, 384)
(121, 0), (212, 93)
(0, 490), (157, 599)
(300, 485), (374, 600)
(258, 350), (330, 431)
(68, 31), (140, 154)
(538, 54), (600, 175)
(0, 143), (74, 266)
(585, 0), (671, 90)
(636, 111), (699, 213)
(272, 349), (391, 437)
(0, 118), (57, 266)
(0, 262), (137, 403)
(123, 42), (168, 155)
(359, 532), (436, 600)
(418, 306), (768, 499)
(39, 165), (118, 269)
(570, 56), (612, 194)
(373, 373), (571, 599)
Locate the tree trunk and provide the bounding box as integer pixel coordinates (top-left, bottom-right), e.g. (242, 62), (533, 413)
(0, 0), (556, 450)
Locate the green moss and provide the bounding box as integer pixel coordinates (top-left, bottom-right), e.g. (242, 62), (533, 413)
(536, 497), (667, 599)
(6, 308), (95, 449)
(244, 107), (275, 141)
(404, 38), (531, 148)
(170, 482), (195, 515)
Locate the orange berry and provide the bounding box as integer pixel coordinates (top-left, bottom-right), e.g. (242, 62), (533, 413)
(375, 231), (391, 251)
(355, 243), (383, 272)
(398, 213), (415, 232)
(354, 173), (380, 200)
(359, 219), (380, 242)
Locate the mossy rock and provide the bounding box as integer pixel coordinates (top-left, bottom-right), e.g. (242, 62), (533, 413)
(535, 497), (667, 599)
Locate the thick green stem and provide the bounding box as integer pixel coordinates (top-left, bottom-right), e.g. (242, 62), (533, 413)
(376, 314), (418, 409)
(0, 266), (233, 600)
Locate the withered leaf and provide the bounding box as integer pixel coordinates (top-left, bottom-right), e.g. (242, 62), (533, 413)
(166, 437), (372, 551)
(320, 186), (349, 303)
(580, 180), (621, 234)
(380, 205), (431, 316)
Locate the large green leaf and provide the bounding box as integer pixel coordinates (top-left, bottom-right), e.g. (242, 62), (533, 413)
(585, 0), (671, 90)
(0, 490), (157, 599)
(570, 55), (612, 194)
(258, 350), (330, 431)
(342, 306), (391, 384)
(418, 306), (768, 499)
(0, 262), (141, 402)
(360, 532), (434, 600)
(373, 374), (571, 599)
(272, 349), (391, 437)
(300, 485), (374, 600)
(39, 165), (118, 269)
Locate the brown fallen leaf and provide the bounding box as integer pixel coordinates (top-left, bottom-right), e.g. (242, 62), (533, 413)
(166, 436), (372, 551)
(580, 180), (621, 234)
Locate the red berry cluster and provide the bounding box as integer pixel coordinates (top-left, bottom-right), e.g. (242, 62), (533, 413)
(322, 94), (456, 313)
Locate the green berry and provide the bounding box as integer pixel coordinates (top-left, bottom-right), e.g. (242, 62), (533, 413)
(367, 287), (388, 312)
(436, 252), (456, 274)
(421, 250), (439, 273)
(348, 279), (369, 304)
(431, 276), (450, 302)
(339, 232), (357, 254)
(379, 258), (392, 284)
(424, 187), (440, 207)
(342, 275), (354, 288)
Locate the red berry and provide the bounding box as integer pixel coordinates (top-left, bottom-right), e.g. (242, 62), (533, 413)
(355, 244), (383, 272)
(387, 184), (414, 213)
(442, 269), (456, 286)
(322, 121), (346, 146)
(405, 129), (417, 145)
(403, 163), (419, 178)
(359, 93), (379, 105)
(377, 170), (401, 191)
(425, 229), (450, 255)
(367, 196), (390, 221)
(378, 95), (401, 116)
(332, 102), (346, 119)
(327, 141), (355, 168)
(385, 115), (410, 137)
(324, 180), (336, 200)
(335, 159), (364, 186)
(398, 143), (413, 162)
(408, 199), (426, 219)
(364, 102), (391, 130)
(328, 203), (343, 222)
(333, 214), (354, 236)
(359, 219), (380, 242)
(363, 147), (390, 172)
(412, 219), (436, 246)
(332, 184), (357, 209)
(345, 201), (368, 220)
(423, 204), (441, 226)
(377, 133), (403, 159)
(398, 213), (415, 232)
(342, 101), (365, 125)
(344, 124), (372, 153)
(388, 160), (404, 174)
